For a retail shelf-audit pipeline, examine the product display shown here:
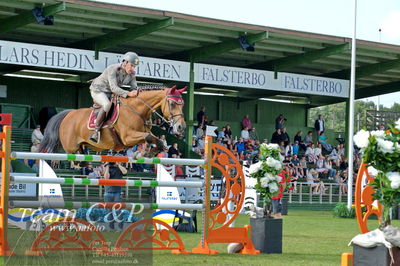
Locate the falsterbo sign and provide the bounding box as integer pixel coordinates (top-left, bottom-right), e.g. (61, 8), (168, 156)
(0, 40), (349, 98)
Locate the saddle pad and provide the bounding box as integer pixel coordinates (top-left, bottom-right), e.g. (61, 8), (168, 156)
(87, 102), (120, 130)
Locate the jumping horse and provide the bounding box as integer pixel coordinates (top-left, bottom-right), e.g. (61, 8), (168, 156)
(40, 85), (186, 155)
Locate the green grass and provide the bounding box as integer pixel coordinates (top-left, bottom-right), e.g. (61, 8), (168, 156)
(2, 210), (396, 266)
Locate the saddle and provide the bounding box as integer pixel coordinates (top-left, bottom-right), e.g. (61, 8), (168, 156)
(87, 96), (120, 130)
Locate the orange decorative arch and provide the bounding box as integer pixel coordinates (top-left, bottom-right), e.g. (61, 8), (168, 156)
(114, 219), (188, 254)
(192, 142), (259, 254)
(25, 218), (110, 256)
(354, 163), (382, 233)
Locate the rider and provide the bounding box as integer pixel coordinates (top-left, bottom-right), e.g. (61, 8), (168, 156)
(89, 52), (140, 143)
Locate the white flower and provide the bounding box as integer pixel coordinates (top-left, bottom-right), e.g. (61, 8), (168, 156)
(260, 177), (269, 188)
(367, 166), (379, 177)
(269, 182), (279, 193)
(376, 138), (395, 154)
(353, 130), (370, 148)
(370, 130), (385, 139)
(395, 118), (400, 130)
(387, 172), (400, 189)
(249, 161), (263, 174)
(265, 157), (282, 170)
(263, 143), (279, 151)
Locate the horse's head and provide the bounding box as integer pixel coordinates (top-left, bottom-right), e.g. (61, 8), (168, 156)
(163, 86), (186, 135)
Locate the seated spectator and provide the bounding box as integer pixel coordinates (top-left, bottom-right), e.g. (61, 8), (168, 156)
(196, 125), (205, 140)
(290, 154), (301, 178)
(315, 144), (322, 158)
(275, 114), (286, 130)
(241, 114), (252, 130)
(216, 138), (225, 146)
(294, 131), (307, 151)
(244, 153), (252, 165)
(285, 141), (293, 157)
(318, 131), (333, 152)
(271, 128), (282, 144)
(281, 128), (290, 146)
(328, 145), (341, 166)
(31, 160), (40, 172)
(299, 155), (308, 178)
(218, 127), (226, 139)
(261, 138), (268, 144)
(307, 169), (325, 194)
(305, 143), (317, 163)
(316, 155), (328, 176)
(338, 157), (349, 177)
(324, 159), (337, 180)
(241, 126), (250, 140)
(249, 127), (258, 141)
(225, 124), (233, 141)
(81, 162), (94, 176)
(235, 138), (245, 157)
(279, 141), (286, 156)
(337, 171), (348, 194)
(304, 131), (313, 146)
(292, 141), (300, 155)
(337, 143), (345, 158)
(159, 135), (168, 148)
(168, 143), (181, 158)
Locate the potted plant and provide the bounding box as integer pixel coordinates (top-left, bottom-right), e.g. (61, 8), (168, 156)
(351, 118), (400, 265)
(247, 143), (290, 254)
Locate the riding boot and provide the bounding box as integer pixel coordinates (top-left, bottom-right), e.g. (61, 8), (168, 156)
(90, 109), (106, 143)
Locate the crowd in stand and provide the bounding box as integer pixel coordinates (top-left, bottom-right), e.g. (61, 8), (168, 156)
(23, 105), (363, 196)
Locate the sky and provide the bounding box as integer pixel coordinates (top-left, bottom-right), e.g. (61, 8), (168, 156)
(95, 0), (400, 107)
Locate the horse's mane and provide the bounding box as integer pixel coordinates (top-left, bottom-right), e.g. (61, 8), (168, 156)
(137, 84), (167, 91)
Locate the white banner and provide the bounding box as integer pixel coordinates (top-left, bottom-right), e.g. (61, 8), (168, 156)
(0, 40), (348, 97)
(8, 173), (37, 197)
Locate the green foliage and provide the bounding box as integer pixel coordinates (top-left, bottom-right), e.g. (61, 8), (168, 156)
(333, 203), (356, 218)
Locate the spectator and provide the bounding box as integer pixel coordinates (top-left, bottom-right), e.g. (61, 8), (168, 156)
(271, 128), (282, 144)
(315, 144), (322, 158)
(325, 159), (337, 180)
(303, 131), (313, 146)
(235, 138), (245, 157)
(261, 138), (268, 144)
(307, 169), (325, 194)
(305, 143), (317, 163)
(290, 154), (301, 178)
(316, 156), (328, 177)
(299, 156), (308, 178)
(195, 125), (205, 140)
(271, 170), (289, 218)
(279, 141), (286, 156)
(103, 162), (128, 230)
(31, 160), (39, 172)
(241, 126), (250, 140)
(225, 124), (233, 141)
(196, 106), (207, 129)
(168, 143), (181, 158)
(292, 141), (300, 156)
(318, 131), (333, 152)
(159, 135), (168, 148)
(249, 127), (258, 141)
(241, 114), (252, 130)
(281, 128), (290, 146)
(30, 140), (40, 152)
(285, 141), (293, 157)
(81, 162), (94, 176)
(314, 114), (325, 136)
(31, 125), (43, 145)
(294, 131), (307, 151)
(275, 114), (286, 130)
(337, 143), (345, 158)
(328, 145), (341, 166)
(218, 127), (226, 139)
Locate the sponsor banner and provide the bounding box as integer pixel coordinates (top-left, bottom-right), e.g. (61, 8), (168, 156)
(8, 173), (37, 197)
(0, 40), (348, 97)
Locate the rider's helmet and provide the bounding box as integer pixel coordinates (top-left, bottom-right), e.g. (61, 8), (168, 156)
(122, 52), (139, 66)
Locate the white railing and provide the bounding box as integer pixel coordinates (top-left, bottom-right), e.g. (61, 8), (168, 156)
(287, 182), (354, 204)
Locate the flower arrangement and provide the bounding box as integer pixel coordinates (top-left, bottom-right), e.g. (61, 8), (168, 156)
(353, 118), (400, 227)
(248, 143), (290, 217)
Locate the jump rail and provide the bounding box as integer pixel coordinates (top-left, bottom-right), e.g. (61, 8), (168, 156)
(11, 152), (205, 166)
(11, 176), (203, 188)
(9, 201), (204, 210)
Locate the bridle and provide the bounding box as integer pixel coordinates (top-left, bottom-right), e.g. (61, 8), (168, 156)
(120, 93), (184, 129)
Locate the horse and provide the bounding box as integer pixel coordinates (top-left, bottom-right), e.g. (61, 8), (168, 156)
(39, 85), (186, 155)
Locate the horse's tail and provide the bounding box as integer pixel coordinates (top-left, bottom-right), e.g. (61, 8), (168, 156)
(39, 110), (73, 153)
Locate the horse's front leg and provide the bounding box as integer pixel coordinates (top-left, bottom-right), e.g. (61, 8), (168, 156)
(122, 131), (164, 157)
